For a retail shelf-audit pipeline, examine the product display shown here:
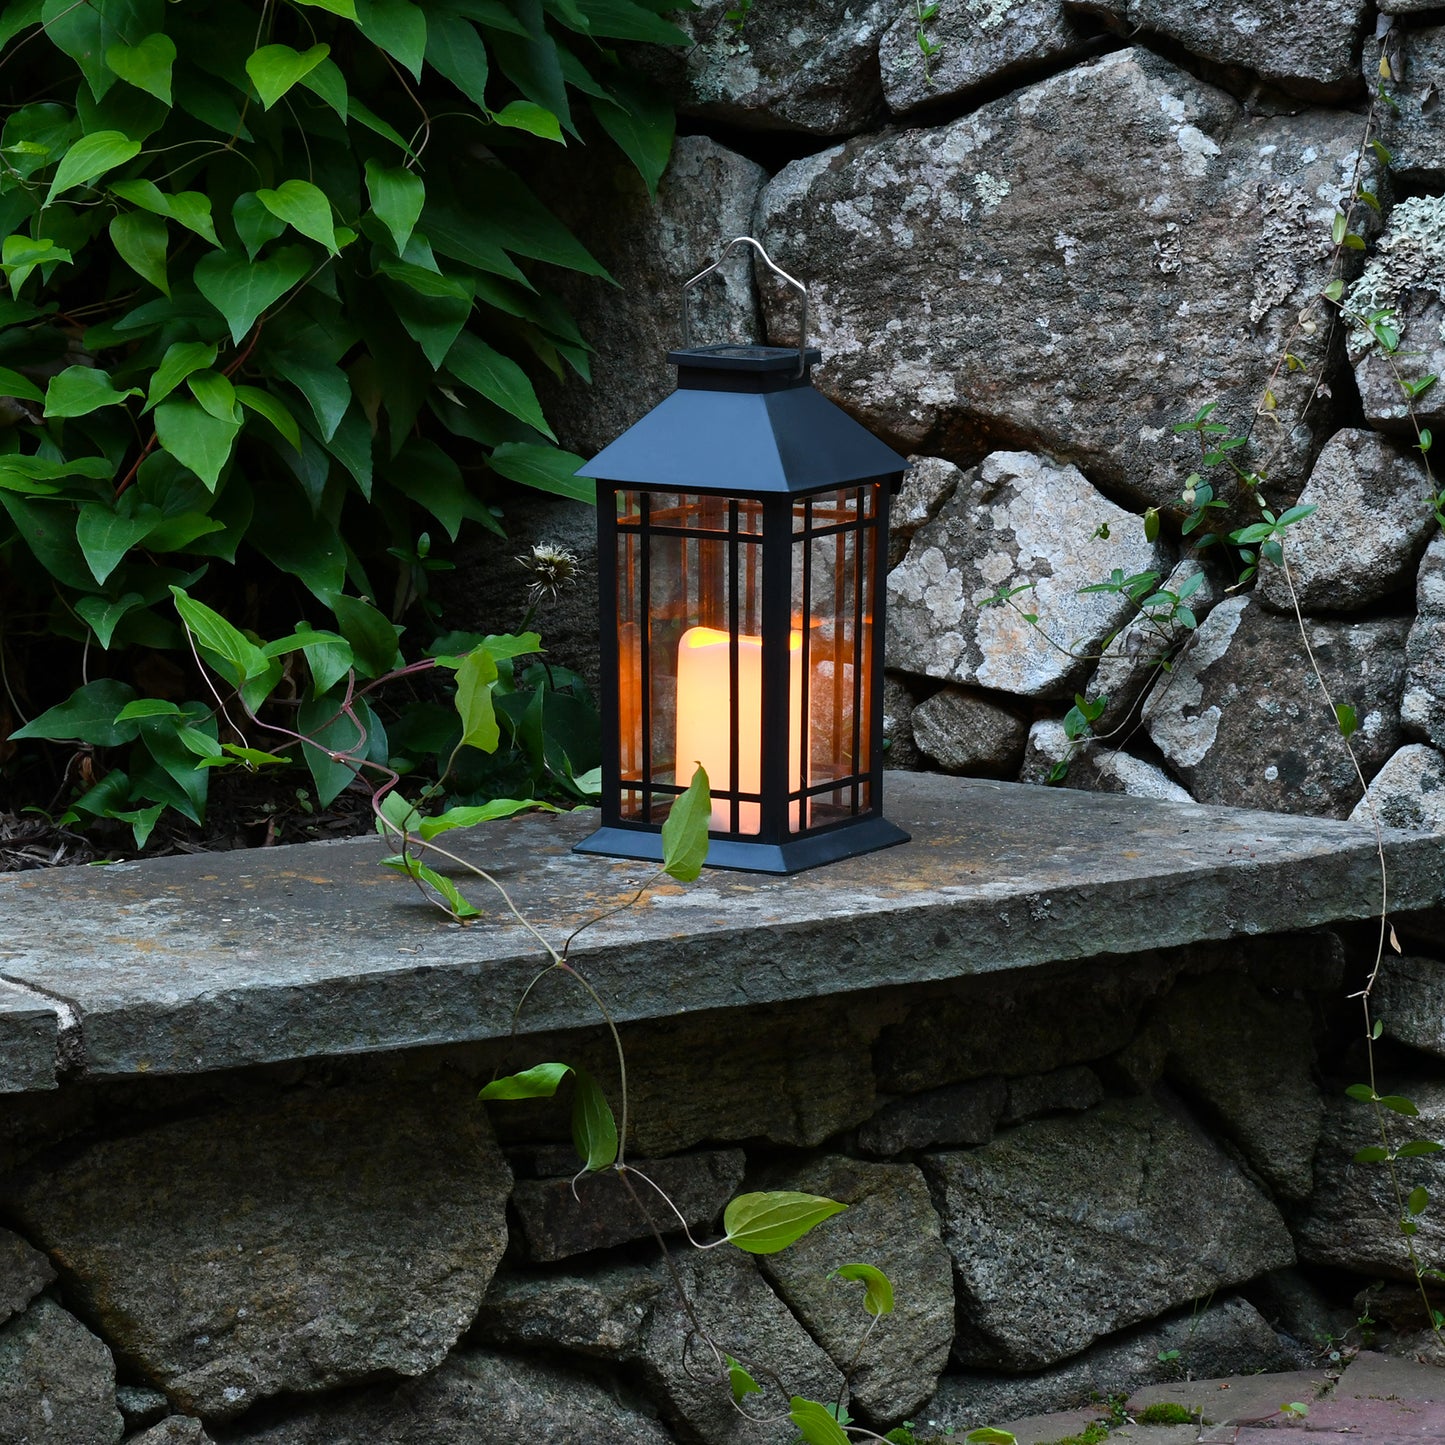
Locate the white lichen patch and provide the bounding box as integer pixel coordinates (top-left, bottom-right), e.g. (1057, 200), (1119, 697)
(974, 171), (1011, 210)
(967, 0), (1014, 30)
(1175, 125), (1220, 177)
(1345, 194), (1445, 349)
(1143, 597), (1248, 769)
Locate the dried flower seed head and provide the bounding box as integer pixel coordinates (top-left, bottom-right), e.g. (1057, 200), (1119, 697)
(516, 542), (580, 604)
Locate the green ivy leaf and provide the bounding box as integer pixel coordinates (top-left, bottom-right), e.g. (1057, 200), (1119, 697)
(571, 1065), (618, 1171)
(43, 365), (142, 418)
(245, 43), (332, 110)
(111, 179), (221, 247)
(478, 1062), (572, 1100)
(75, 592), (145, 649)
(726, 1357), (762, 1406)
(591, 78), (672, 196)
(257, 179), (339, 255)
(1335, 702), (1357, 739)
(76, 501), (158, 584)
(661, 762), (709, 882)
(194, 245), (311, 345)
(331, 593), (401, 677)
(416, 798), (561, 838)
(145, 341), (218, 411)
(1352, 1146), (1390, 1164)
(379, 853), (482, 918)
(788, 1398), (850, 1445)
(1408, 1186), (1430, 1215)
(0, 365), (45, 403)
(109, 210), (169, 294)
(1379, 1095), (1421, 1117)
(355, 0), (427, 80)
(170, 585), (271, 686)
(1398, 1140), (1445, 1158)
(486, 441), (592, 503)
(154, 398), (240, 490)
(494, 100), (563, 142)
(269, 349), (351, 442)
(105, 33), (177, 105)
(295, 0), (358, 16)
(834, 1262), (895, 1316)
(424, 10), (490, 97)
(364, 160), (425, 254)
(44, 129), (141, 205)
(723, 1191), (847, 1255)
(445, 330), (551, 436)
(454, 646), (501, 752)
(10, 678), (140, 746)
(188, 371), (240, 424)
(232, 385), (300, 450)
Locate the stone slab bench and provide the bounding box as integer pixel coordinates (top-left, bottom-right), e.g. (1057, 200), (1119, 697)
(0, 773), (1441, 1092)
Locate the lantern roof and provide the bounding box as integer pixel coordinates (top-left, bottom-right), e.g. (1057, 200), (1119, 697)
(575, 345), (907, 495)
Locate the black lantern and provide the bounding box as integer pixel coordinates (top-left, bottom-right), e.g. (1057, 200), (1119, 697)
(573, 239), (910, 874)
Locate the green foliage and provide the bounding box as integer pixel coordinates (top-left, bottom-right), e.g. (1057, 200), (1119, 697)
(834, 1261), (894, 1316)
(1136, 1403), (1194, 1426)
(477, 1059), (618, 1170)
(0, 0), (678, 845)
(723, 1191), (848, 1255)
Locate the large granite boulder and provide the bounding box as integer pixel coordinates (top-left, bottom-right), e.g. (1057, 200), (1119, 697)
(756, 49), (1369, 510)
(887, 451), (1171, 698)
(1253, 430), (1437, 614)
(879, 0), (1092, 117)
(1350, 743), (1445, 834)
(857, 1077), (1007, 1156)
(1402, 536), (1445, 751)
(1375, 956), (1445, 1062)
(1, 1081), (511, 1419)
(0, 1227), (54, 1328)
(637, 1246), (845, 1445)
(1069, 0), (1370, 100)
(1141, 596), (1409, 817)
(1375, 25), (1445, 186)
(0, 1296), (124, 1445)
(510, 1148), (744, 1262)
(626, 0), (892, 137)
(229, 1348), (675, 1444)
(1157, 972), (1324, 1201)
(890, 455), (965, 569)
(473, 1261), (663, 1358)
(910, 686), (1030, 776)
(1345, 196), (1445, 437)
(923, 1094), (1296, 1370)
(1021, 720), (1195, 801)
(758, 1157), (955, 1425)
(921, 1295), (1297, 1432)
(1294, 1081), (1445, 1281)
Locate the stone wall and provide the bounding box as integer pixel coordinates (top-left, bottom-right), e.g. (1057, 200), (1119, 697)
(444, 3), (1445, 838)
(2, 917), (1444, 1441)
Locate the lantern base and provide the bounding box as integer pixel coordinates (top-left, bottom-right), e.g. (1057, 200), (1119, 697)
(573, 816), (911, 875)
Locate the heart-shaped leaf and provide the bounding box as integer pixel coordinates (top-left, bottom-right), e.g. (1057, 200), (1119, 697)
(105, 33), (177, 104)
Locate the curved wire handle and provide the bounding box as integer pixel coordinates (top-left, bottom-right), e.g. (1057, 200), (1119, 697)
(682, 236), (810, 378)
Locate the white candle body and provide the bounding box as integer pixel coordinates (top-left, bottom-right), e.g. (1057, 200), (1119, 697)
(674, 626), (804, 833)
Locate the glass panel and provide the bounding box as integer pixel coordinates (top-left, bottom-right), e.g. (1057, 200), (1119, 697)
(791, 485), (879, 829)
(615, 491), (769, 833)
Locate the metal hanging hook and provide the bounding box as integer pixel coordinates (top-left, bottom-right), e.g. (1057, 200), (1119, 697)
(681, 236), (810, 378)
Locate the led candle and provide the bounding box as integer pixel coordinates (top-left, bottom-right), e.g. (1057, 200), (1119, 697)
(675, 625), (803, 833)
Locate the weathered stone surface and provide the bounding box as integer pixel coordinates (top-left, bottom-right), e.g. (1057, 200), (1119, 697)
(1254, 431), (1436, 613)
(0, 981), (59, 1094)
(1403, 619), (1445, 751)
(1074, 0), (1370, 99)
(890, 455), (962, 569)
(1157, 972), (1323, 1201)
(1376, 955), (1445, 1061)
(4, 774), (1443, 1085)
(511, 1148), (744, 1262)
(924, 1094), (1296, 1369)
(1419, 534), (1445, 615)
(0, 1227), (53, 1328)
(534, 134), (765, 458)
(627, 0), (891, 137)
(921, 1296), (1297, 1431)
(887, 452), (1171, 698)
(1294, 1081), (1445, 1280)
(857, 1077), (1007, 1156)
(1246, 1266), (1357, 1363)
(1346, 197), (1445, 434)
(1001, 1064), (1103, 1126)
(759, 1157), (954, 1424)
(1022, 721), (1195, 802)
(876, 957), (1179, 1094)
(131, 1420), (212, 1444)
(229, 1348), (674, 1444)
(473, 1262), (662, 1357)
(1350, 744), (1445, 834)
(0, 1296), (123, 1445)
(757, 50), (1366, 510)
(881, 674), (927, 768)
(1376, 26), (1445, 185)
(638, 1247), (844, 1445)
(1142, 597), (1409, 818)
(911, 687), (1030, 776)
(1091, 561), (1225, 735)
(880, 0), (1092, 117)
(2, 1081), (510, 1419)
(116, 1384), (170, 1432)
